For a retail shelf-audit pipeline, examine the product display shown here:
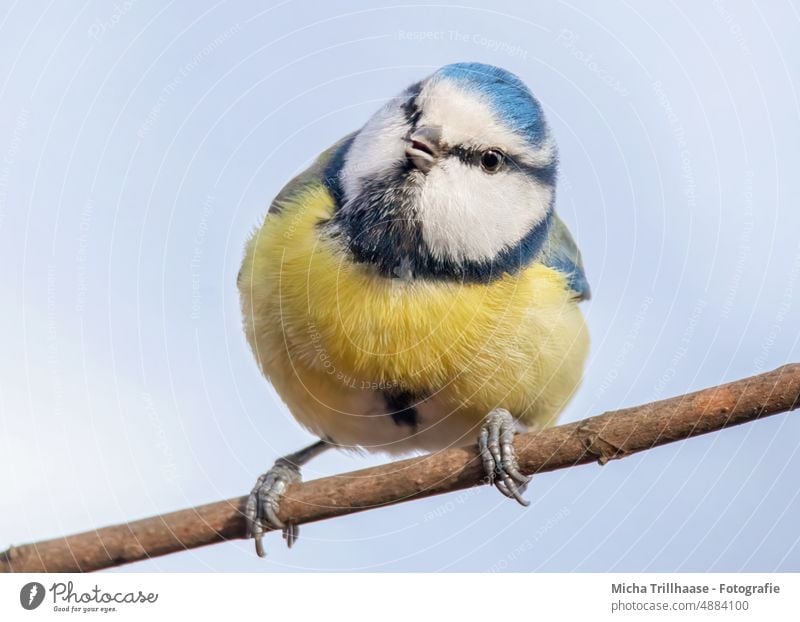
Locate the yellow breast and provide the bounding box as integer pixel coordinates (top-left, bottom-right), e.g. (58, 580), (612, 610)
(240, 183), (589, 442)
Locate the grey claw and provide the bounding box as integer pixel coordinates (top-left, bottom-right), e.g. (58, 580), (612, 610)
(495, 477), (512, 498)
(265, 503), (285, 530)
(503, 475), (530, 506)
(245, 460), (302, 557)
(284, 522), (299, 549)
(479, 426), (495, 484)
(506, 463), (532, 486)
(254, 533), (266, 558)
(478, 408), (531, 507)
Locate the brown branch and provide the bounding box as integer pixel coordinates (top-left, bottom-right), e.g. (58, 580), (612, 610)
(3, 364), (799, 573)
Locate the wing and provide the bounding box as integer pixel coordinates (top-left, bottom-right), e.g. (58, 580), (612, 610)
(238, 132), (355, 288)
(537, 213), (591, 301)
(267, 132), (356, 215)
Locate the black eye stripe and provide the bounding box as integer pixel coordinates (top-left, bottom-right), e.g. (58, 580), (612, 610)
(449, 146), (482, 165)
(438, 146), (555, 183)
(447, 146), (506, 169)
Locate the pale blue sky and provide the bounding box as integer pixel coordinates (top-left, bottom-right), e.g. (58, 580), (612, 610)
(1, 0), (799, 572)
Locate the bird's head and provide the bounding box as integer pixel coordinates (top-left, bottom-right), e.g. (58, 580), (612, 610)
(325, 62), (557, 282)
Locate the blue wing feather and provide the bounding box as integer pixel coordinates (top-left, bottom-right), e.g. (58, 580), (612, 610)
(538, 214), (591, 301)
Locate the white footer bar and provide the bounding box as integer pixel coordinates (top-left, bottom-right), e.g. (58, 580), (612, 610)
(1, 573), (797, 620)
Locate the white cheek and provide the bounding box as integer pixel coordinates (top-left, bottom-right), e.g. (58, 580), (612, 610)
(341, 102), (409, 200)
(416, 162), (551, 263)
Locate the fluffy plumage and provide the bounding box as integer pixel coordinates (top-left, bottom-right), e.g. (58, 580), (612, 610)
(239, 62), (590, 456)
(240, 183), (588, 453)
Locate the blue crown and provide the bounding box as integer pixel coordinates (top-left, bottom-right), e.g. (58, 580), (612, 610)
(434, 62), (548, 145)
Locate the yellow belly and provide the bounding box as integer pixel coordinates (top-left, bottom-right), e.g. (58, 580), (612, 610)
(239, 183), (589, 452)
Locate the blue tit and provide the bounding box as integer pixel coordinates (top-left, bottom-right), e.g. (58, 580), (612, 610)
(238, 62), (590, 555)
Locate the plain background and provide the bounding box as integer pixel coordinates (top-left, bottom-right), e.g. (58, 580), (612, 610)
(1, 0), (799, 571)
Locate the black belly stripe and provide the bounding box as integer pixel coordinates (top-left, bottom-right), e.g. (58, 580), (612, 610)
(383, 390), (419, 428)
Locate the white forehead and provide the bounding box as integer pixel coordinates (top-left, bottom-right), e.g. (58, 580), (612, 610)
(339, 101), (408, 202)
(416, 79), (555, 167)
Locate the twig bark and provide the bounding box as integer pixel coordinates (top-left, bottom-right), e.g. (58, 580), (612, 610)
(2, 364), (798, 573)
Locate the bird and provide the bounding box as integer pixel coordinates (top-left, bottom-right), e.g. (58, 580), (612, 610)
(238, 62), (590, 556)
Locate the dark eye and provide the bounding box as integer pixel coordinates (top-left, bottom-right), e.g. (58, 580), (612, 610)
(480, 149), (504, 173)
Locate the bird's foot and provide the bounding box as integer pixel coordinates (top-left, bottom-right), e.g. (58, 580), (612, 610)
(245, 458), (302, 557)
(478, 408), (532, 506)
